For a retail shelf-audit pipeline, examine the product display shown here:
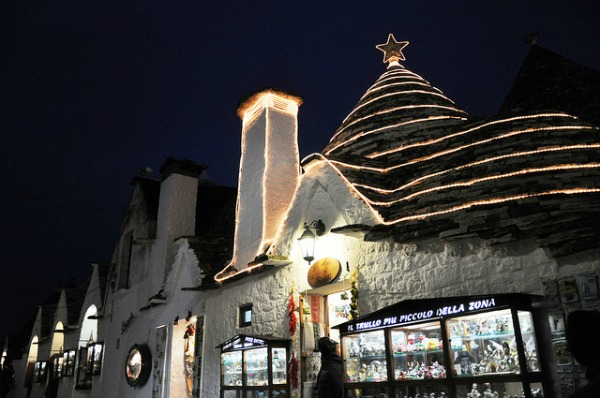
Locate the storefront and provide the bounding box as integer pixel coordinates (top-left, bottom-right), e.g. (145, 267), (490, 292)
(335, 294), (552, 398)
(217, 334), (291, 398)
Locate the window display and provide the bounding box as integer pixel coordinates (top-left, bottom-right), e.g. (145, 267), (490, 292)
(218, 334), (290, 398)
(62, 350), (76, 377)
(336, 294), (551, 398)
(344, 330), (387, 383)
(391, 321), (446, 380)
(85, 342), (103, 375)
(33, 361), (47, 383)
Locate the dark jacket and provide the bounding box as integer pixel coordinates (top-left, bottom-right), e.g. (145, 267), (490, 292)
(317, 354), (343, 398)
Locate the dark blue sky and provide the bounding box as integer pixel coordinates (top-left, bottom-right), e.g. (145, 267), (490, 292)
(1, 1), (599, 341)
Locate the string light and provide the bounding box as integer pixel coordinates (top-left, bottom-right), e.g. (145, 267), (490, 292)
(325, 116), (467, 156)
(381, 188), (600, 225)
(355, 144), (600, 196)
(334, 67), (459, 134)
(329, 124), (596, 174)
(343, 89), (457, 121)
(214, 90), (301, 283)
(365, 163), (600, 207)
(332, 104), (469, 142)
(366, 113), (583, 159)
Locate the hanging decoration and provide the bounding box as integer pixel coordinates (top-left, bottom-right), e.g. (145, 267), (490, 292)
(288, 286), (298, 338)
(349, 267), (360, 320)
(288, 351), (299, 390)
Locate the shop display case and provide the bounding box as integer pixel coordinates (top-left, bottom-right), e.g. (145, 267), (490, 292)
(336, 294), (552, 398)
(218, 334), (290, 398)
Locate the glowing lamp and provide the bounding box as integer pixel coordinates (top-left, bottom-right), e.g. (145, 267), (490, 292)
(298, 220), (325, 264)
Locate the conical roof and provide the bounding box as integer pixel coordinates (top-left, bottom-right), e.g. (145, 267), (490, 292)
(318, 37), (600, 257)
(324, 62), (469, 160)
(500, 44), (600, 126)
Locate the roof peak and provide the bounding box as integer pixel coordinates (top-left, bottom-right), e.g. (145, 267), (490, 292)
(375, 34), (409, 65)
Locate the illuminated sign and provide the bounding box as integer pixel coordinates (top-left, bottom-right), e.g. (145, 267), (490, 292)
(339, 296), (512, 334)
(220, 335), (268, 351)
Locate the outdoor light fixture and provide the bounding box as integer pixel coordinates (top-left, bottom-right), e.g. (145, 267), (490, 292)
(298, 219), (325, 264)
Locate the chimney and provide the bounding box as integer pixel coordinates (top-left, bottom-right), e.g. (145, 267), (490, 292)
(227, 89), (303, 274)
(154, 158), (206, 288)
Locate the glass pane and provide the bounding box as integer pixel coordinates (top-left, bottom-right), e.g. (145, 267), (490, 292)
(529, 382), (545, 397)
(518, 311), (540, 372)
(391, 321), (446, 380)
(344, 386), (389, 397)
(92, 344), (103, 374)
(271, 347), (287, 384)
(343, 330), (387, 382)
(447, 309), (520, 377)
(328, 291), (352, 343)
(222, 351), (243, 386)
(244, 389), (268, 397)
(223, 390), (242, 398)
(271, 389), (288, 398)
(455, 381), (525, 398)
(245, 348), (269, 386)
(393, 384), (449, 398)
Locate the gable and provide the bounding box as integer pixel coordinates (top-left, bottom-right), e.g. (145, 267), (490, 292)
(268, 156), (379, 258)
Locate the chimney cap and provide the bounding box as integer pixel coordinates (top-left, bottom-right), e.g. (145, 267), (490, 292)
(159, 157), (207, 180)
(237, 88), (303, 119)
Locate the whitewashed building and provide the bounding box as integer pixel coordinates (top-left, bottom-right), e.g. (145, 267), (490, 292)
(8, 37), (600, 398)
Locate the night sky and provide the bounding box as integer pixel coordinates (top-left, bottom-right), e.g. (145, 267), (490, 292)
(1, 1), (599, 342)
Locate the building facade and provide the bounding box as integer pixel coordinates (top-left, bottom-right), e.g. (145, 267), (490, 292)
(6, 37), (600, 398)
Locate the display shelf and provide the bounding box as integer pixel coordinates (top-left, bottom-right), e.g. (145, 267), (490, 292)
(218, 334), (290, 398)
(336, 294), (551, 398)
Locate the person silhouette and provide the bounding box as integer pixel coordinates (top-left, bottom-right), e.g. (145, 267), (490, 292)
(566, 310), (600, 398)
(316, 337), (343, 398)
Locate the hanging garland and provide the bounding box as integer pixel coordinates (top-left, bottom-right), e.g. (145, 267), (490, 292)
(349, 266), (360, 320)
(287, 284), (299, 391)
(288, 351), (299, 390)
(288, 288), (298, 338)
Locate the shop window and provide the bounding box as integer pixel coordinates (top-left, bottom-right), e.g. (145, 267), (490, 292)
(239, 304), (253, 327)
(85, 342), (104, 375)
(62, 349), (76, 377)
(33, 361), (47, 383)
(75, 348), (92, 390)
(52, 354), (64, 379)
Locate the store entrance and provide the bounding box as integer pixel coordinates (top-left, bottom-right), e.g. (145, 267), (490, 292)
(300, 282), (351, 388)
(168, 316), (205, 398)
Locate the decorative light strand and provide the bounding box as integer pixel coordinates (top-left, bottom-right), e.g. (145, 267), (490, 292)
(340, 90), (457, 126)
(301, 153), (385, 222)
(365, 163), (600, 207)
(381, 188), (600, 225)
(354, 144), (600, 195)
(359, 73), (442, 102)
(338, 69), (459, 134)
(325, 116), (466, 156)
(331, 104), (469, 143)
(366, 113), (582, 159)
(215, 262), (266, 283)
(216, 155), (384, 283)
(329, 124), (596, 174)
(215, 91), (300, 284)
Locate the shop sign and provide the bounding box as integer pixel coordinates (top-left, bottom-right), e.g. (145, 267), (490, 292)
(221, 335), (267, 351)
(343, 297), (498, 333)
(121, 312), (135, 335)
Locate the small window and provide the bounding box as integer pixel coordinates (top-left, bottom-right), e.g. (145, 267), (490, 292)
(239, 304), (253, 327)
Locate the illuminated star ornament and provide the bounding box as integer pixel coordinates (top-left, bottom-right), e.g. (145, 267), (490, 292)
(376, 34), (409, 64)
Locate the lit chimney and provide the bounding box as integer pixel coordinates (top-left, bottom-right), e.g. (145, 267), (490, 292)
(227, 89), (303, 274)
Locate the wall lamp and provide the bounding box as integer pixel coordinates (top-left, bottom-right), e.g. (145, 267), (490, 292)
(298, 219), (325, 264)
